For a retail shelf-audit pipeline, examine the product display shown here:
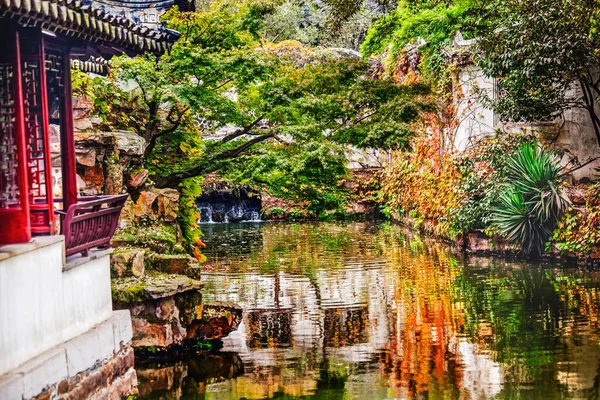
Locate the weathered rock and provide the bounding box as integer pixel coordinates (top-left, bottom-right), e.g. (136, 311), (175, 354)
(82, 164), (105, 192)
(113, 277), (242, 350)
(111, 249), (146, 278)
(112, 222), (183, 253)
(132, 188), (180, 222)
(105, 152), (124, 194)
(72, 96), (94, 121)
(134, 190), (159, 217)
(74, 117), (93, 131)
(112, 275), (202, 303)
(147, 253), (196, 275)
(112, 131), (146, 156)
(75, 147), (97, 167)
(126, 168), (149, 190)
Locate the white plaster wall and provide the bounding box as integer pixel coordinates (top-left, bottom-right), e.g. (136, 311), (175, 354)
(0, 238), (112, 375)
(556, 87), (600, 180)
(454, 63), (600, 180)
(453, 65), (497, 151)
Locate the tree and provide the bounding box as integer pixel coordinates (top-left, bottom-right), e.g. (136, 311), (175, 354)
(361, 0), (488, 85)
(91, 1), (432, 213)
(477, 0), (600, 146)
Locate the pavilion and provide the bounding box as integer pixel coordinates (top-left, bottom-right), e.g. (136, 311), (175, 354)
(0, 0), (177, 398)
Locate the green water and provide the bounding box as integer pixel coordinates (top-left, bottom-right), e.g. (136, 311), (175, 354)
(136, 222), (600, 399)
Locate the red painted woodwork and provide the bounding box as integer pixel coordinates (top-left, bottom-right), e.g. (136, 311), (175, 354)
(44, 42), (78, 214)
(20, 29), (55, 235)
(61, 48), (78, 212)
(0, 28), (32, 245)
(56, 195), (128, 257)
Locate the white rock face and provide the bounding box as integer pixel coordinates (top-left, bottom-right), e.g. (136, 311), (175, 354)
(112, 130), (147, 156)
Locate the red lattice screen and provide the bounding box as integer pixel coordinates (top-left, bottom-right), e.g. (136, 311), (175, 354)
(0, 61), (20, 208)
(0, 27), (32, 245)
(20, 29), (54, 234)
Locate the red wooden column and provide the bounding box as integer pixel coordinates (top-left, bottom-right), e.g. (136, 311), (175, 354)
(44, 40), (78, 211)
(20, 28), (55, 234)
(0, 27), (31, 245)
(60, 46), (78, 211)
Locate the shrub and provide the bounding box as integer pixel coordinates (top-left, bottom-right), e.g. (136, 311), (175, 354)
(490, 142), (570, 256)
(551, 184), (600, 255)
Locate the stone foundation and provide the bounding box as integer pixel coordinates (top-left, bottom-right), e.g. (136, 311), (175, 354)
(0, 311), (137, 400)
(33, 346), (137, 400)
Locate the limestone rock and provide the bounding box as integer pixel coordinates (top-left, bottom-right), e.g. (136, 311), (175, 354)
(82, 164), (105, 192)
(72, 96), (94, 121)
(75, 147), (97, 167)
(133, 188), (180, 222)
(113, 131), (146, 156)
(126, 168), (149, 190)
(131, 317), (173, 348)
(148, 253), (196, 275)
(112, 275), (202, 303)
(74, 118), (93, 131)
(111, 249), (145, 278)
(112, 222), (183, 253)
(105, 153), (124, 194)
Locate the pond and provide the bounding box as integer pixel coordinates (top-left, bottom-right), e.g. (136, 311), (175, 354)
(136, 222), (600, 399)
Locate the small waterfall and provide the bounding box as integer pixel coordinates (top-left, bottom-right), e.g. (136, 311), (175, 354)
(196, 188), (262, 223)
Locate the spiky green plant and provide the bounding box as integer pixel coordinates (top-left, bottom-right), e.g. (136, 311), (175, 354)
(491, 142), (570, 256)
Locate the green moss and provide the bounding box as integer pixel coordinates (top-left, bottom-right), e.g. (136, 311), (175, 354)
(112, 278), (147, 303)
(113, 222), (180, 253)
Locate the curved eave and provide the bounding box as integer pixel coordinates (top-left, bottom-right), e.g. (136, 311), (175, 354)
(0, 0), (178, 56)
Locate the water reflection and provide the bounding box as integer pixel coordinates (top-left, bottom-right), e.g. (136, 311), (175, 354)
(138, 222), (600, 399)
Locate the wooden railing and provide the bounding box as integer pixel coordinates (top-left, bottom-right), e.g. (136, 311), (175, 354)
(55, 195), (129, 257)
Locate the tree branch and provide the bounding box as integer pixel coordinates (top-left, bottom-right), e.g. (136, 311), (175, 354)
(220, 115), (264, 144)
(144, 106), (190, 157)
(219, 132), (275, 159)
(154, 132), (275, 188)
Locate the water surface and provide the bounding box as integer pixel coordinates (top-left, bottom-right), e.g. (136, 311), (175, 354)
(137, 222), (600, 399)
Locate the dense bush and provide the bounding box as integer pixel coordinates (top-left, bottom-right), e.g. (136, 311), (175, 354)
(490, 142), (570, 256)
(379, 132), (462, 236)
(551, 184), (600, 256)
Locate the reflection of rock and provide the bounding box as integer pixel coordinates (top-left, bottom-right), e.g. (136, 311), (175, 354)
(324, 306), (369, 347)
(246, 309), (293, 348)
(136, 353), (244, 398)
(187, 301), (243, 341)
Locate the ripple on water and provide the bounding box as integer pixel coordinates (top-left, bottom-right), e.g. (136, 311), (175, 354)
(137, 222), (600, 400)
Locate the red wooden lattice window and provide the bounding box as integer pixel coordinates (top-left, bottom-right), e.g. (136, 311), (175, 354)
(0, 26), (57, 245)
(21, 29), (54, 235)
(0, 27), (31, 245)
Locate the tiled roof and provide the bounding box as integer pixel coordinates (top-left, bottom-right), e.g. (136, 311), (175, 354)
(0, 0), (179, 55)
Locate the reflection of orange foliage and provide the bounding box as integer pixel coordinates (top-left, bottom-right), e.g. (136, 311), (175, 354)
(378, 244), (466, 398)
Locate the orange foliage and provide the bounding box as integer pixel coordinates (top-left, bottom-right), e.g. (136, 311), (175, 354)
(379, 115), (462, 236)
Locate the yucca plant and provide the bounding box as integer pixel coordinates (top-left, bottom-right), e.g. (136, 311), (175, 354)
(490, 142), (570, 256)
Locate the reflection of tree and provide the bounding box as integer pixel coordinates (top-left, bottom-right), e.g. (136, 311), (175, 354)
(457, 259), (600, 398)
(195, 222), (600, 399)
